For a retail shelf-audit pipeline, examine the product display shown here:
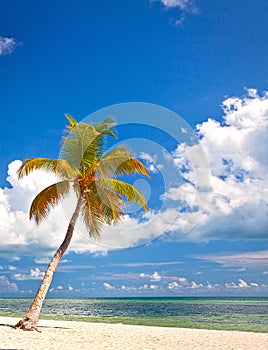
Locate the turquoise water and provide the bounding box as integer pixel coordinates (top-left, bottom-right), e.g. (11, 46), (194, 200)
(0, 297), (267, 333)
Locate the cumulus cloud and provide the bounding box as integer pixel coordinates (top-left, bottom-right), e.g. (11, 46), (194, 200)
(139, 271), (165, 282)
(225, 278), (258, 289)
(0, 89), (268, 257)
(13, 267), (45, 281)
(167, 281), (180, 289)
(0, 275), (19, 292)
(150, 271), (162, 282)
(0, 161), (163, 254)
(0, 36), (17, 55)
(165, 89), (268, 243)
(139, 152), (162, 174)
(0, 160), (70, 256)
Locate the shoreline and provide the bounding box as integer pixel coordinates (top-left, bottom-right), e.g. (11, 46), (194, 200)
(1, 316), (268, 350)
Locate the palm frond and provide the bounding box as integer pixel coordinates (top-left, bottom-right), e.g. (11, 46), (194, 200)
(102, 178), (148, 211)
(83, 118), (117, 164)
(17, 158), (79, 180)
(18, 116), (150, 239)
(61, 122), (101, 169)
(97, 145), (150, 178)
(94, 117), (116, 137)
(65, 114), (77, 129)
(30, 180), (71, 224)
(94, 181), (124, 223)
(81, 181), (124, 237)
(82, 190), (104, 237)
(61, 118), (118, 173)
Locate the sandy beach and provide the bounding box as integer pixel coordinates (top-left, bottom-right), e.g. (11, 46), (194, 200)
(0, 317), (267, 350)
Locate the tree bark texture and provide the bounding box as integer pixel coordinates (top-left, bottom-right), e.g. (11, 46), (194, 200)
(14, 196), (83, 331)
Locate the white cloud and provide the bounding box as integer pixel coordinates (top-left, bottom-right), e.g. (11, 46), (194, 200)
(11, 257), (20, 262)
(165, 89), (268, 243)
(103, 282), (116, 290)
(151, 0), (198, 25)
(177, 277), (189, 286)
(152, 0), (195, 11)
(8, 265), (16, 271)
(139, 152), (162, 174)
(119, 284), (151, 291)
(34, 257), (51, 264)
(0, 89), (268, 256)
(167, 277), (192, 289)
(101, 276), (264, 294)
(191, 250), (268, 269)
(206, 281), (213, 289)
(225, 278), (259, 289)
(238, 268), (247, 272)
(250, 282), (258, 287)
(139, 271), (164, 282)
(190, 281), (203, 289)
(0, 160), (71, 256)
(0, 36), (17, 55)
(238, 279), (248, 288)
(13, 267), (45, 281)
(149, 284), (158, 289)
(150, 271), (162, 282)
(168, 281), (180, 289)
(110, 261), (182, 267)
(0, 275), (19, 293)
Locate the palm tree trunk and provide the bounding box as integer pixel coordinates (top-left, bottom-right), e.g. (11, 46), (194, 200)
(14, 195), (83, 331)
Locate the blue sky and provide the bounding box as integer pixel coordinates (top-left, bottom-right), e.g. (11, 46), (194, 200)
(0, 0), (268, 297)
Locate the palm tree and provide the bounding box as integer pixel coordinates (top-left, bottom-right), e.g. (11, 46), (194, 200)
(14, 115), (150, 330)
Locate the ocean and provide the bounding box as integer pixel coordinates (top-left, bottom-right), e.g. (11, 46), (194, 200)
(0, 297), (267, 333)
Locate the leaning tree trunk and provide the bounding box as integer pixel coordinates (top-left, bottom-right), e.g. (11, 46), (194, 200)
(14, 196), (83, 331)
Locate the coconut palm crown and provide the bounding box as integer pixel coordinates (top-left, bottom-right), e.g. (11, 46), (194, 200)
(14, 115), (150, 330)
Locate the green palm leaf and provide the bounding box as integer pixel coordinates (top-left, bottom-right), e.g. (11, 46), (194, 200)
(98, 145), (150, 178)
(95, 117), (116, 137)
(94, 181), (124, 223)
(102, 178), (149, 211)
(61, 118), (117, 172)
(17, 117), (150, 232)
(61, 122), (101, 169)
(65, 114), (77, 129)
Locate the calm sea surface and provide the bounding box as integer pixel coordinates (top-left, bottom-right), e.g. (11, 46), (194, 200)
(0, 297), (267, 333)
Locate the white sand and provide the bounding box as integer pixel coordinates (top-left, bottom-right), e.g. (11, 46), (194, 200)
(0, 317), (267, 350)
